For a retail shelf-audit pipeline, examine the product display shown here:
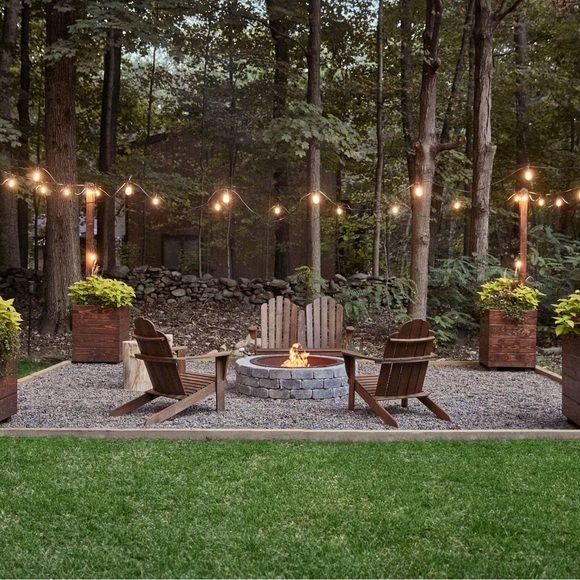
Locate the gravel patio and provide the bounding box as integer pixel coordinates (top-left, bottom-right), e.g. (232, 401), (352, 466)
(4, 359), (572, 431)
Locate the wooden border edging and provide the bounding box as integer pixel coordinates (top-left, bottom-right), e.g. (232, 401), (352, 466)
(17, 360), (71, 385)
(0, 427), (578, 442)
(535, 366), (562, 384)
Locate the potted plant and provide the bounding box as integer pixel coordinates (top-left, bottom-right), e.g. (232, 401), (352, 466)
(69, 275), (135, 363)
(0, 297), (22, 421)
(554, 290), (580, 425)
(478, 277), (542, 369)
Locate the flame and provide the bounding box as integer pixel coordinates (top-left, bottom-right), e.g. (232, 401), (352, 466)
(281, 343), (310, 368)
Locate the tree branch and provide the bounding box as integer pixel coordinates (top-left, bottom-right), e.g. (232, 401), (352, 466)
(494, 0), (526, 23)
(436, 137), (466, 153)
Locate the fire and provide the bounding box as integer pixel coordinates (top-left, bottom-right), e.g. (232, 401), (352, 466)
(281, 343), (310, 368)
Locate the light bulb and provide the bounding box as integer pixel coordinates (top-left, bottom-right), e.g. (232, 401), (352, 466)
(214, 201), (222, 212)
(89, 252), (97, 264)
(31, 169), (42, 182)
(222, 191), (231, 204)
(414, 184), (423, 198)
(273, 205), (282, 216)
(336, 206), (344, 216)
(6, 177), (17, 189)
(39, 184), (48, 195)
(576, 189), (580, 201)
(537, 197), (545, 207)
(452, 200), (462, 210)
(311, 192), (321, 205)
(515, 259), (522, 270)
(390, 205), (400, 215)
(95, 189), (101, 197)
(62, 186), (71, 197)
(124, 183), (133, 196)
(152, 196), (160, 206)
(514, 193), (521, 203)
(555, 197), (563, 207)
(523, 167), (534, 181)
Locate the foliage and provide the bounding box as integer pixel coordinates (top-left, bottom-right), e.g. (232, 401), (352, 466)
(554, 290), (580, 337)
(68, 276), (135, 308)
(0, 297), (22, 367)
(292, 266), (328, 301)
(479, 278), (543, 322)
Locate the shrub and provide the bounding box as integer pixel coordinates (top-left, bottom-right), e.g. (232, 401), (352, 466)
(69, 275), (135, 308)
(479, 277), (542, 322)
(0, 296), (22, 367)
(554, 290), (580, 337)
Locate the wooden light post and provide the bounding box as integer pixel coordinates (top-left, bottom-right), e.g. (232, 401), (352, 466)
(85, 186), (97, 275)
(517, 187), (528, 284)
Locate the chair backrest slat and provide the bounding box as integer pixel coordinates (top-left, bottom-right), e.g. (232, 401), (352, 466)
(134, 317), (185, 396)
(376, 319), (433, 397)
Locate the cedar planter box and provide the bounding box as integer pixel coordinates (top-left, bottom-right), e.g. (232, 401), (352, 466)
(72, 305), (130, 363)
(479, 309), (537, 369)
(562, 335), (580, 426)
(0, 359), (17, 422)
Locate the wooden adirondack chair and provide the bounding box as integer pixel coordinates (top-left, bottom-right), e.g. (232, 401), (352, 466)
(111, 318), (229, 426)
(342, 319), (449, 428)
(248, 295), (353, 355)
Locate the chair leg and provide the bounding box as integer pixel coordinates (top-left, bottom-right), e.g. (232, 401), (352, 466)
(418, 396), (451, 421)
(401, 398), (408, 408)
(344, 355), (356, 410)
(144, 386), (214, 426)
(355, 384), (399, 428)
(215, 378), (225, 412)
(110, 392), (157, 417)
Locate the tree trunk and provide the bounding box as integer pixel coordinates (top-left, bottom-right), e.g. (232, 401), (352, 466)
(409, 0), (443, 320)
(266, 0), (291, 279)
(97, 28), (121, 273)
(307, 0), (321, 288)
(514, 7), (529, 188)
(0, 0), (21, 270)
(17, 0), (31, 267)
(372, 0), (385, 278)
(399, 0), (415, 185)
(463, 32), (475, 255)
(40, 1), (81, 334)
(470, 0), (524, 271)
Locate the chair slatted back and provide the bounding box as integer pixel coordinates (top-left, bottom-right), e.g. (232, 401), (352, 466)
(376, 319), (434, 397)
(134, 317), (185, 396)
(260, 297), (300, 350)
(305, 297), (344, 350)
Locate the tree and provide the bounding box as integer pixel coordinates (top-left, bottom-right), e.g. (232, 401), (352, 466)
(0, 0), (21, 270)
(399, 0), (415, 185)
(307, 0), (321, 288)
(40, 0), (82, 334)
(470, 0), (524, 267)
(372, 0), (385, 278)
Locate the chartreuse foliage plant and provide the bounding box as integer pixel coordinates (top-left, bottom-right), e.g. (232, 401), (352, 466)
(479, 277), (542, 322)
(554, 290), (580, 337)
(68, 276), (135, 308)
(0, 296), (22, 366)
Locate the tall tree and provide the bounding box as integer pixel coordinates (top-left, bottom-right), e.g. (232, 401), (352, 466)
(40, 0), (81, 334)
(470, 0), (524, 267)
(0, 0), (21, 270)
(307, 0), (321, 288)
(372, 0), (385, 278)
(266, 0), (291, 279)
(97, 28), (122, 272)
(399, 0), (415, 185)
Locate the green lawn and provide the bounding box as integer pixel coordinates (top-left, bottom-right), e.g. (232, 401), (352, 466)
(17, 359), (53, 378)
(1, 439), (579, 578)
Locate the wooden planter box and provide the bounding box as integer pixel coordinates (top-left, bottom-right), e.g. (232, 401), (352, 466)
(479, 309), (537, 369)
(72, 305), (130, 363)
(562, 335), (580, 426)
(0, 359), (17, 422)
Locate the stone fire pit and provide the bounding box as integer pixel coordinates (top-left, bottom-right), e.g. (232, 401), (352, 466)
(235, 354), (348, 400)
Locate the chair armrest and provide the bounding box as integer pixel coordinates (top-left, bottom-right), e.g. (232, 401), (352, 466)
(376, 354), (436, 364)
(342, 350), (375, 361)
(248, 326), (258, 341)
(187, 351), (232, 360)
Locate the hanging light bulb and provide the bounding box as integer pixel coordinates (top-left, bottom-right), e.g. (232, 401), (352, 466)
(413, 184), (423, 198)
(89, 252), (98, 265)
(336, 206), (344, 216)
(95, 188), (101, 198)
(31, 168), (42, 182)
(537, 196), (545, 207)
(62, 186), (71, 197)
(124, 183), (134, 196)
(311, 192), (321, 205)
(515, 258), (523, 272)
(6, 177), (17, 189)
(152, 196), (160, 206)
(576, 189), (580, 201)
(213, 201), (222, 212)
(222, 190), (231, 205)
(513, 193), (521, 203)
(523, 166), (534, 182)
(273, 204), (282, 216)
(452, 200), (462, 210)
(390, 204), (400, 216)
(38, 184), (49, 195)
(555, 197), (564, 208)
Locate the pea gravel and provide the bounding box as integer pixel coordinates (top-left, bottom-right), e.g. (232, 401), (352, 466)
(4, 360), (571, 430)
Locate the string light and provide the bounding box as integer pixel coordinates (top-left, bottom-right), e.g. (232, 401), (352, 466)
(89, 252), (97, 264)
(515, 258), (523, 272)
(213, 201), (222, 212)
(336, 206), (344, 216)
(311, 192), (321, 205)
(555, 197), (564, 208)
(513, 193), (521, 203)
(390, 204), (400, 216)
(6, 177), (17, 189)
(152, 196), (160, 206)
(413, 184), (423, 198)
(38, 184), (49, 195)
(576, 189), (580, 201)
(62, 186), (71, 197)
(452, 200), (462, 210)
(31, 168), (42, 182)
(222, 190), (231, 205)
(124, 183), (133, 196)
(523, 166), (534, 181)
(273, 204), (282, 216)
(537, 196), (545, 207)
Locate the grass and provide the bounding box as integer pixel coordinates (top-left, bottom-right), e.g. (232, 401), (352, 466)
(16, 358), (53, 378)
(1, 439), (580, 578)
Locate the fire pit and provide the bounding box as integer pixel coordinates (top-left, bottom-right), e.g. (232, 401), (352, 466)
(235, 343), (348, 400)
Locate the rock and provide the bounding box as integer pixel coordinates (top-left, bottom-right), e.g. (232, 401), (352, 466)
(182, 274), (197, 283)
(333, 273), (347, 283)
(108, 265), (130, 279)
(269, 278), (288, 289)
(171, 288), (186, 297)
(349, 273), (368, 281)
(222, 290), (234, 298)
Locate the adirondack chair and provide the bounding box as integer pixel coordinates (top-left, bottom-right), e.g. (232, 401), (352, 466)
(248, 296), (353, 355)
(110, 318), (229, 426)
(342, 319), (449, 428)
